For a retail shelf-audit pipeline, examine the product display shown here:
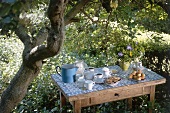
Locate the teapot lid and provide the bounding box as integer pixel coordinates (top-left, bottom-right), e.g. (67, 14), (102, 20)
(102, 67), (109, 71)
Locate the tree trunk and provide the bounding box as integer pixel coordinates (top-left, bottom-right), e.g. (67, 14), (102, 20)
(0, 0), (69, 112)
(0, 63), (41, 113)
(0, 0), (93, 112)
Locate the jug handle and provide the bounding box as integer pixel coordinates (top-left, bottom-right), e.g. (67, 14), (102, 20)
(56, 66), (61, 76)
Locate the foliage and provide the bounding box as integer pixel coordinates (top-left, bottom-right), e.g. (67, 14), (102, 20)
(13, 73), (61, 113)
(63, 0), (169, 66)
(143, 33), (170, 52)
(0, 35), (23, 94)
(64, 20), (119, 67)
(135, 2), (170, 34)
(0, 0), (49, 36)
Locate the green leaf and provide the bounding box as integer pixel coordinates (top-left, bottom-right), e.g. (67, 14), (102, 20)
(12, 2), (22, 14)
(0, 4), (11, 17)
(2, 17), (11, 23)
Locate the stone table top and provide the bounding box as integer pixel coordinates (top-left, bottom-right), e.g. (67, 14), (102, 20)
(51, 65), (165, 97)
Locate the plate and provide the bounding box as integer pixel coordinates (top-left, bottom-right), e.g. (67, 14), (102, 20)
(105, 80), (120, 86)
(104, 76), (121, 84)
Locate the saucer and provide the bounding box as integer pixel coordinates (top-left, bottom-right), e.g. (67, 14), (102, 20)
(93, 78), (104, 84)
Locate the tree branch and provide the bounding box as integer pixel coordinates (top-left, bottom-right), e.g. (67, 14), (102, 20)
(16, 0), (92, 67)
(80, 9), (94, 22)
(15, 25), (31, 46)
(64, 0), (91, 25)
(23, 0), (68, 66)
(156, 1), (170, 19)
(32, 27), (48, 47)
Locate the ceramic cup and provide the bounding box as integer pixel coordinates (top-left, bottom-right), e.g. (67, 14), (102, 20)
(88, 67), (95, 71)
(85, 67), (95, 71)
(77, 78), (85, 88)
(84, 71), (94, 80)
(94, 73), (103, 79)
(84, 80), (95, 90)
(94, 73), (103, 83)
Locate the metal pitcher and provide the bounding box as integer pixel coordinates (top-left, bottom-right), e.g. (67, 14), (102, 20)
(56, 64), (78, 83)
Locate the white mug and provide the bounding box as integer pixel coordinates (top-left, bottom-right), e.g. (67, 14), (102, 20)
(77, 78), (85, 88)
(84, 80), (95, 90)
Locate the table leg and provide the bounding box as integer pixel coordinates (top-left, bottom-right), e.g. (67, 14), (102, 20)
(60, 91), (67, 113)
(127, 97), (132, 110)
(149, 85), (155, 113)
(73, 100), (81, 113)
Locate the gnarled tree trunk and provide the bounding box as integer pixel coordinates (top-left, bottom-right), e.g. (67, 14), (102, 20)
(0, 0), (68, 112)
(0, 0), (92, 112)
(0, 64), (41, 113)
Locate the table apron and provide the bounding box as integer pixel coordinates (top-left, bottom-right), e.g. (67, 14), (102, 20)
(70, 85), (152, 107)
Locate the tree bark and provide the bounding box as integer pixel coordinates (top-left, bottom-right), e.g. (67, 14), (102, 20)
(64, 0), (91, 25)
(0, 64), (41, 113)
(0, 0), (68, 112)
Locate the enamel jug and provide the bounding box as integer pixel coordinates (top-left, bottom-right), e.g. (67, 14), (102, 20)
(56, 64), (78, 83)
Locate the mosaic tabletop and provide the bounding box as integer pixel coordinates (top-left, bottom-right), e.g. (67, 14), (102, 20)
(51, 65), (165, 97)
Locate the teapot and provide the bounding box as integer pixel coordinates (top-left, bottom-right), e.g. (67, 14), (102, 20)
(75, 60), (88, 74)
(56, 64), (78, 83)
(102, 67), (111, 78)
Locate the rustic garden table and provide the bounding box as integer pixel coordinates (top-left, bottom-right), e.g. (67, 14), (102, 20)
(51, 65), (166, 113)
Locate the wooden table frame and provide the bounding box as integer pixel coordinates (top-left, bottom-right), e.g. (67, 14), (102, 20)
(54, 78), (165, 113)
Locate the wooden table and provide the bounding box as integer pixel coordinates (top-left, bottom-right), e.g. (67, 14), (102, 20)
(51, 65), (166, 113)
